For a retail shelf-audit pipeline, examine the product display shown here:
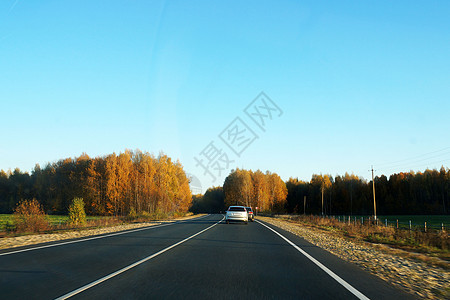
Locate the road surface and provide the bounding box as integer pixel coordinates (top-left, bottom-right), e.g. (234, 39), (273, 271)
(0, 214), (416, 299)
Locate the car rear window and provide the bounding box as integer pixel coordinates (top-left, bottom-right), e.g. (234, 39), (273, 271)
(229, 207), (246, 211)
(246, 207), (253, 212)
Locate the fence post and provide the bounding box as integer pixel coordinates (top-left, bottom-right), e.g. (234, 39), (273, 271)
(361, 217), (363, 226)
(409, 220), (411, 231)
(385, 219), (387, 227)
(442, 223), (445, 232)
(396, 219), (398, 229)
(424, 222), (427, 233)
(354, 217), (356, 225)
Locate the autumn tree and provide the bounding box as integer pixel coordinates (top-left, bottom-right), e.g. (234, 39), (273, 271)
(1, 152), (448, 217)
(240, 170), (253, 207)
(68, 197), (87, 226)
(223, 169), (241, 207)
(311, 174), (332, 215)
(7, 150), (193, 217)
(285, 177), (308, 213)
(105, 153), (119, 215)
(190, 187), (225, 213)
(266, 171), (288, 212)
(0, 170), (9, 213)
(252, 170), (269, 211)
(13, 199), (49, 232)
(223, 169), (287, 213)
(172, 160), (192, 212)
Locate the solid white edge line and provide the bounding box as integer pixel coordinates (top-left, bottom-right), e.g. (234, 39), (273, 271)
(55, 216), (224, 300)
(256, 220), (370, 300)
(0, 214), (210, 256)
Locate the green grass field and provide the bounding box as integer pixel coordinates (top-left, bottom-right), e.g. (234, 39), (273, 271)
(0, 214), (109, 231)
(379, 215), (450, 230)
(335, 215), (450, 230)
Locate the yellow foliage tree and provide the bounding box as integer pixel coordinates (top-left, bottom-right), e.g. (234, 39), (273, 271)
(311, 174), (332, 215)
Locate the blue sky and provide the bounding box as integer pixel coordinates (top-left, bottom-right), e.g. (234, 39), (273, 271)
(1, 0), (449, 191)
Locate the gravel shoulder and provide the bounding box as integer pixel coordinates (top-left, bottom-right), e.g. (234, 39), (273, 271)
(0, 214), (207, 251)
(258, 216), (449, 300)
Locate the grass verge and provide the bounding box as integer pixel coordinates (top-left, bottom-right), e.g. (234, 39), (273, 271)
(270, 214), (449, 266)
(0, 212), (194, 238)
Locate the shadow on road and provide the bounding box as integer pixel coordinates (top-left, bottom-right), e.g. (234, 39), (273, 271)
(0, 269), (46, 274)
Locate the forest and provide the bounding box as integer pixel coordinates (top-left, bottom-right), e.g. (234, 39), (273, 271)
(191, 167), (450, 216)
(0, 150), (192, 215)
(191, 169), (287, 214)
(1, 150), (449, 216)
(190, 169), (288, 214)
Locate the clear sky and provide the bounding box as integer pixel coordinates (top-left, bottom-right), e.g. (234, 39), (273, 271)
(1, 0), (449, 191)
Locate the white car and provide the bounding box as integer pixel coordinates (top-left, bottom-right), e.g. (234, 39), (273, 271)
(225, 206), (248, 224)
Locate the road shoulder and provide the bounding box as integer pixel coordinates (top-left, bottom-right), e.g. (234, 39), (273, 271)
(258, 216), (449, 300)
(0, 214), (207, 251)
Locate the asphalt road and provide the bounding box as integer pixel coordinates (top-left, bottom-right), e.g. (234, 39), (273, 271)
(0, 214), (417, 299)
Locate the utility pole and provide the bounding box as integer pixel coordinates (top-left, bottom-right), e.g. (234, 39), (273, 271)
(350, 179), (353, 216)
(370, 165), (377, 220)
(303, 196), (306, 215)
(321, 185), (324, 216)
(329, 190), (332, 215)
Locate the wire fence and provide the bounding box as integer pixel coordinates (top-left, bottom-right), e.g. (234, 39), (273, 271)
(331, 215), (448, 233)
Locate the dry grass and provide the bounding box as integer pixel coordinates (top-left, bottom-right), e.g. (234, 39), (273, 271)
(2, 210), (194, 238)
(275, 214), (449, 263)
(0, 212), (203, 251)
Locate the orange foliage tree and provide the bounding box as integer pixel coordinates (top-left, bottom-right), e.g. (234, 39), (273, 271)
(13, 199), (49, 232)
(223, 169), (287, 213)
(4, 150), (192, 216)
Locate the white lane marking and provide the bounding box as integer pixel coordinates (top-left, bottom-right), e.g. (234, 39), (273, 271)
(256, 220), (370, 300)
(0, 215), (210, 256)
(55, 216), (224, 300)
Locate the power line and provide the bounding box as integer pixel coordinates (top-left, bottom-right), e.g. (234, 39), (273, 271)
(381, 158), (450, 173)
(377, 146), (450, 168)
(378, 151), (450, 171)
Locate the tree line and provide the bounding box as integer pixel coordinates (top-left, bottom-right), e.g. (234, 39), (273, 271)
(191, 167), (449, 215)
(191, 168), (288, 213)
(2, 152), (448, 216)
(0, 150), (192, 215)
(287, 167), (449, 215)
